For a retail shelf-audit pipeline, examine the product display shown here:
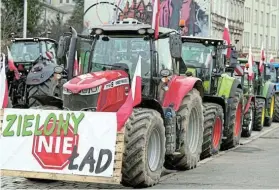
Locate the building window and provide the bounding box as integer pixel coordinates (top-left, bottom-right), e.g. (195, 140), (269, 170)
(267, 0), (271, 4)
(266, 13), (270, 26)
(254, 33), (257, 47)
(266, 35), (269, 49)
(255, 10), (258, 24)
(244, 32), (250, 47)
(272, 0), (277, 6)
(245, 7), (250, 22)
(271, 36), (276, 50)
(60, 0), (63, 3)
(260, 34), (263, 46)
(272, 14), (276, 28)
(66, 0), (69, 3)
(261, 11), (264, 26)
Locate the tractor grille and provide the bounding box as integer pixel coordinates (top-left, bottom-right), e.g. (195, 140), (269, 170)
(63, 93), (99, 111)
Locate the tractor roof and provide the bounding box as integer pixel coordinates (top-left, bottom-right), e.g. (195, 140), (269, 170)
(91, 21), (178, 36)
(181, 36), (224, 44)
(12, 38), (57, 44)
(267, 62), (279, 68)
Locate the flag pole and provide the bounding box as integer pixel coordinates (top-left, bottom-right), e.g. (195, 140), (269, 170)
(23, 0), (28, 38)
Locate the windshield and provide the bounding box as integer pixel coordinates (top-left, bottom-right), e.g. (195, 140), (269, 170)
(182, 42), (215, 68)
(90, 36), (151, 77)
(266, 66), (276, 82)
(10, 41), (40, 62)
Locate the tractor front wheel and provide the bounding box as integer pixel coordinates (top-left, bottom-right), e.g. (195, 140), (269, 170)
(264, 95), (275, 127)
(241, 102), (254, 137)
(201, 103), (224, 160)
(273, 94), (279, 122)
(121, 108), (165, 188)
(253, 98), (265, 131)
(221, 90), (243, 150)
(164, 89), (203, 170)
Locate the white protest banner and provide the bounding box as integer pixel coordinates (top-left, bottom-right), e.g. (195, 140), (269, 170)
(0, 109), (117, 177)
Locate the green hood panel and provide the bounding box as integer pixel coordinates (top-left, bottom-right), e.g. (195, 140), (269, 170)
(217, 74), (235, 98)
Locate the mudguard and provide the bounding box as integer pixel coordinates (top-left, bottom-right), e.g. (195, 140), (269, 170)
(263, 82), (275, 100)
(217, 74), (242, 98)
(30, 95), (63, 109)
(229, 79), (242, 97)
(244, 96), (255, 114)
(162, 75), (204, 111)
(26, 61), (56, 85)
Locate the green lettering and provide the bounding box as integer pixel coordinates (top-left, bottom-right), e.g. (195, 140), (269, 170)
(34, 114), (42, 136)
(3, 114), (17, 137)
(22, 115), (34, 136)
(57, 113), (70, 135)
(16, 115), (22, 136)
(44, 113), (57, 136)
(71, 113), (85, 134)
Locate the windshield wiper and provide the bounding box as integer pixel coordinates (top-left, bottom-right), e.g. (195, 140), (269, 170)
(94, 62), (129, 73)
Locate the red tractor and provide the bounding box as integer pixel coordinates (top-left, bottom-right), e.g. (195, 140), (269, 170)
(38, 20), (205, 187)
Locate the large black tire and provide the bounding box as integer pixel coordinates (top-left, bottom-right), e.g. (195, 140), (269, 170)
(264, 95), (275, 127)
(25, 105), (60, 183)
(121, 108), (165, 188)
(273, 93), (279, 122)
(253, 98), (265, 131)
(201, 103), (224, 160)
(221, 89), (243, 150)
(28, 77), (60, 107)
(241, 101), (254, 137)
(164, 89), (203, 170)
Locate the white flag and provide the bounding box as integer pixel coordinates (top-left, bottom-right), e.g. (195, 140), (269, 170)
(0, 54), (6, 108)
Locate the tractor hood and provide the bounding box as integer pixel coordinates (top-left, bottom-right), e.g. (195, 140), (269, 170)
(63, 70), (129, 94)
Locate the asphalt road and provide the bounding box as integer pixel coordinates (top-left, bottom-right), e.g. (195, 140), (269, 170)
(1, 124), (279, 189)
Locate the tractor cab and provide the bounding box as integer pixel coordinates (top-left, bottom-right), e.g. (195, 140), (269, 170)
(58, 20), (183, 111)
(9, 38), (58, 71)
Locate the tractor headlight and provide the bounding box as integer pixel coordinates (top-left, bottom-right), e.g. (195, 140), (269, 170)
(95, 28), (103, 35)
(147, 28), (155, 34)
(63, 87), (72, 95)
(138, 29), (146, 35)
(79, 86), (101, 95)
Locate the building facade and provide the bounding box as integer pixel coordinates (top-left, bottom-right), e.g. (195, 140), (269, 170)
(242, 0), (279, 61)
(210, 0), (245, 51)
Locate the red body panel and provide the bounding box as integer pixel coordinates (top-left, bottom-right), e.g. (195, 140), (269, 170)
(244, 96), (254, 114)
(162, 75), (201, 111)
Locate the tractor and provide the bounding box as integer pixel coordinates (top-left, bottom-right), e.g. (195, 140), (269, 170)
(6, 37), (67, 108)
(180, 36), (244, 159)
(269, 62), (279, 121)
(34, 20), (206, 187)
(252, 60), (276, 128)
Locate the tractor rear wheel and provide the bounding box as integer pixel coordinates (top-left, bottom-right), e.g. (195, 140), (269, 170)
(28, 77), (60, 107)
(273, 93), (279, 122)
(264, 95), (275, 127)
(253, 98), (265, 131)
(241, 102), (254, 137)
(164, 89), (203, 170)
(201, 103), (224, 160)
(221, 89), (243, 150)
(121, 108), (165, 188)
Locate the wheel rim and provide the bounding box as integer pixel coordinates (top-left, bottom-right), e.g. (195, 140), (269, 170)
(234, 103), (242, 137)
(147, 128), (161, 172)
(261, 107), (265, 126)
(187, 108), (199, 153)
(212, 117), (222, 149)
(270, 96), (275, 118)
(248, 110), (253, 131)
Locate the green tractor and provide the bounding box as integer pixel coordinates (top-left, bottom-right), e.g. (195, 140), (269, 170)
(181, 36), (244, 159)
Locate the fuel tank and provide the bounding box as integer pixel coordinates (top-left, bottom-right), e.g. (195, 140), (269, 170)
(63, 70), (130, 111)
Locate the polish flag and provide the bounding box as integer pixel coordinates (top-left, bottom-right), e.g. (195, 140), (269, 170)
(223, 18), (231, 59)
(270, 54), (275, 63)
(78, 56), (82, 75)
(0, 54), (9, 108)
(247, 45), (254, 80)
(7, 47), (20, 80)
(234, 65), (244, 76)
(116, 56), (142, 130)
(73, 51), (79, 76)
(259, 43), (265, 73)
(152, 0), (160, 39)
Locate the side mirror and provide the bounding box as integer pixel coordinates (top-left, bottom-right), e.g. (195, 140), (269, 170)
(57, 36), (71, 59)
(169, 34), (182, 59)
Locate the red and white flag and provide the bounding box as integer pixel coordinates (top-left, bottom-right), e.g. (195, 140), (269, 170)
(0, 54), (9, 108)
(247, 45), (254, 80)
(234, 65), (244, 76)
(270, 54), (275, 63)
(116, 56), (142, 130)
(152, 0), (160, 39)
(73, 51), (79, 76)
(259, 43), (265, 73)
(222, 18), (231, 59)
(7, 47), (20, 80)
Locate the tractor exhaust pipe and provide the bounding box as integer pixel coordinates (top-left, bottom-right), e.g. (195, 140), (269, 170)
(67, 27), (78, 81)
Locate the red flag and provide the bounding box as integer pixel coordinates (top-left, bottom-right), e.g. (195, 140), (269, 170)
(223, 18), (231, 59)
(152, 0), (160, 39)
(270, 54), (275, 63)
(116, 56), (142, 130)
(259, 43), (265, 73)
(234, 65), (244, 76)
(0, 54), (9, 108)
(7, 47), (20, 80)
(73, 51), (79, 76)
